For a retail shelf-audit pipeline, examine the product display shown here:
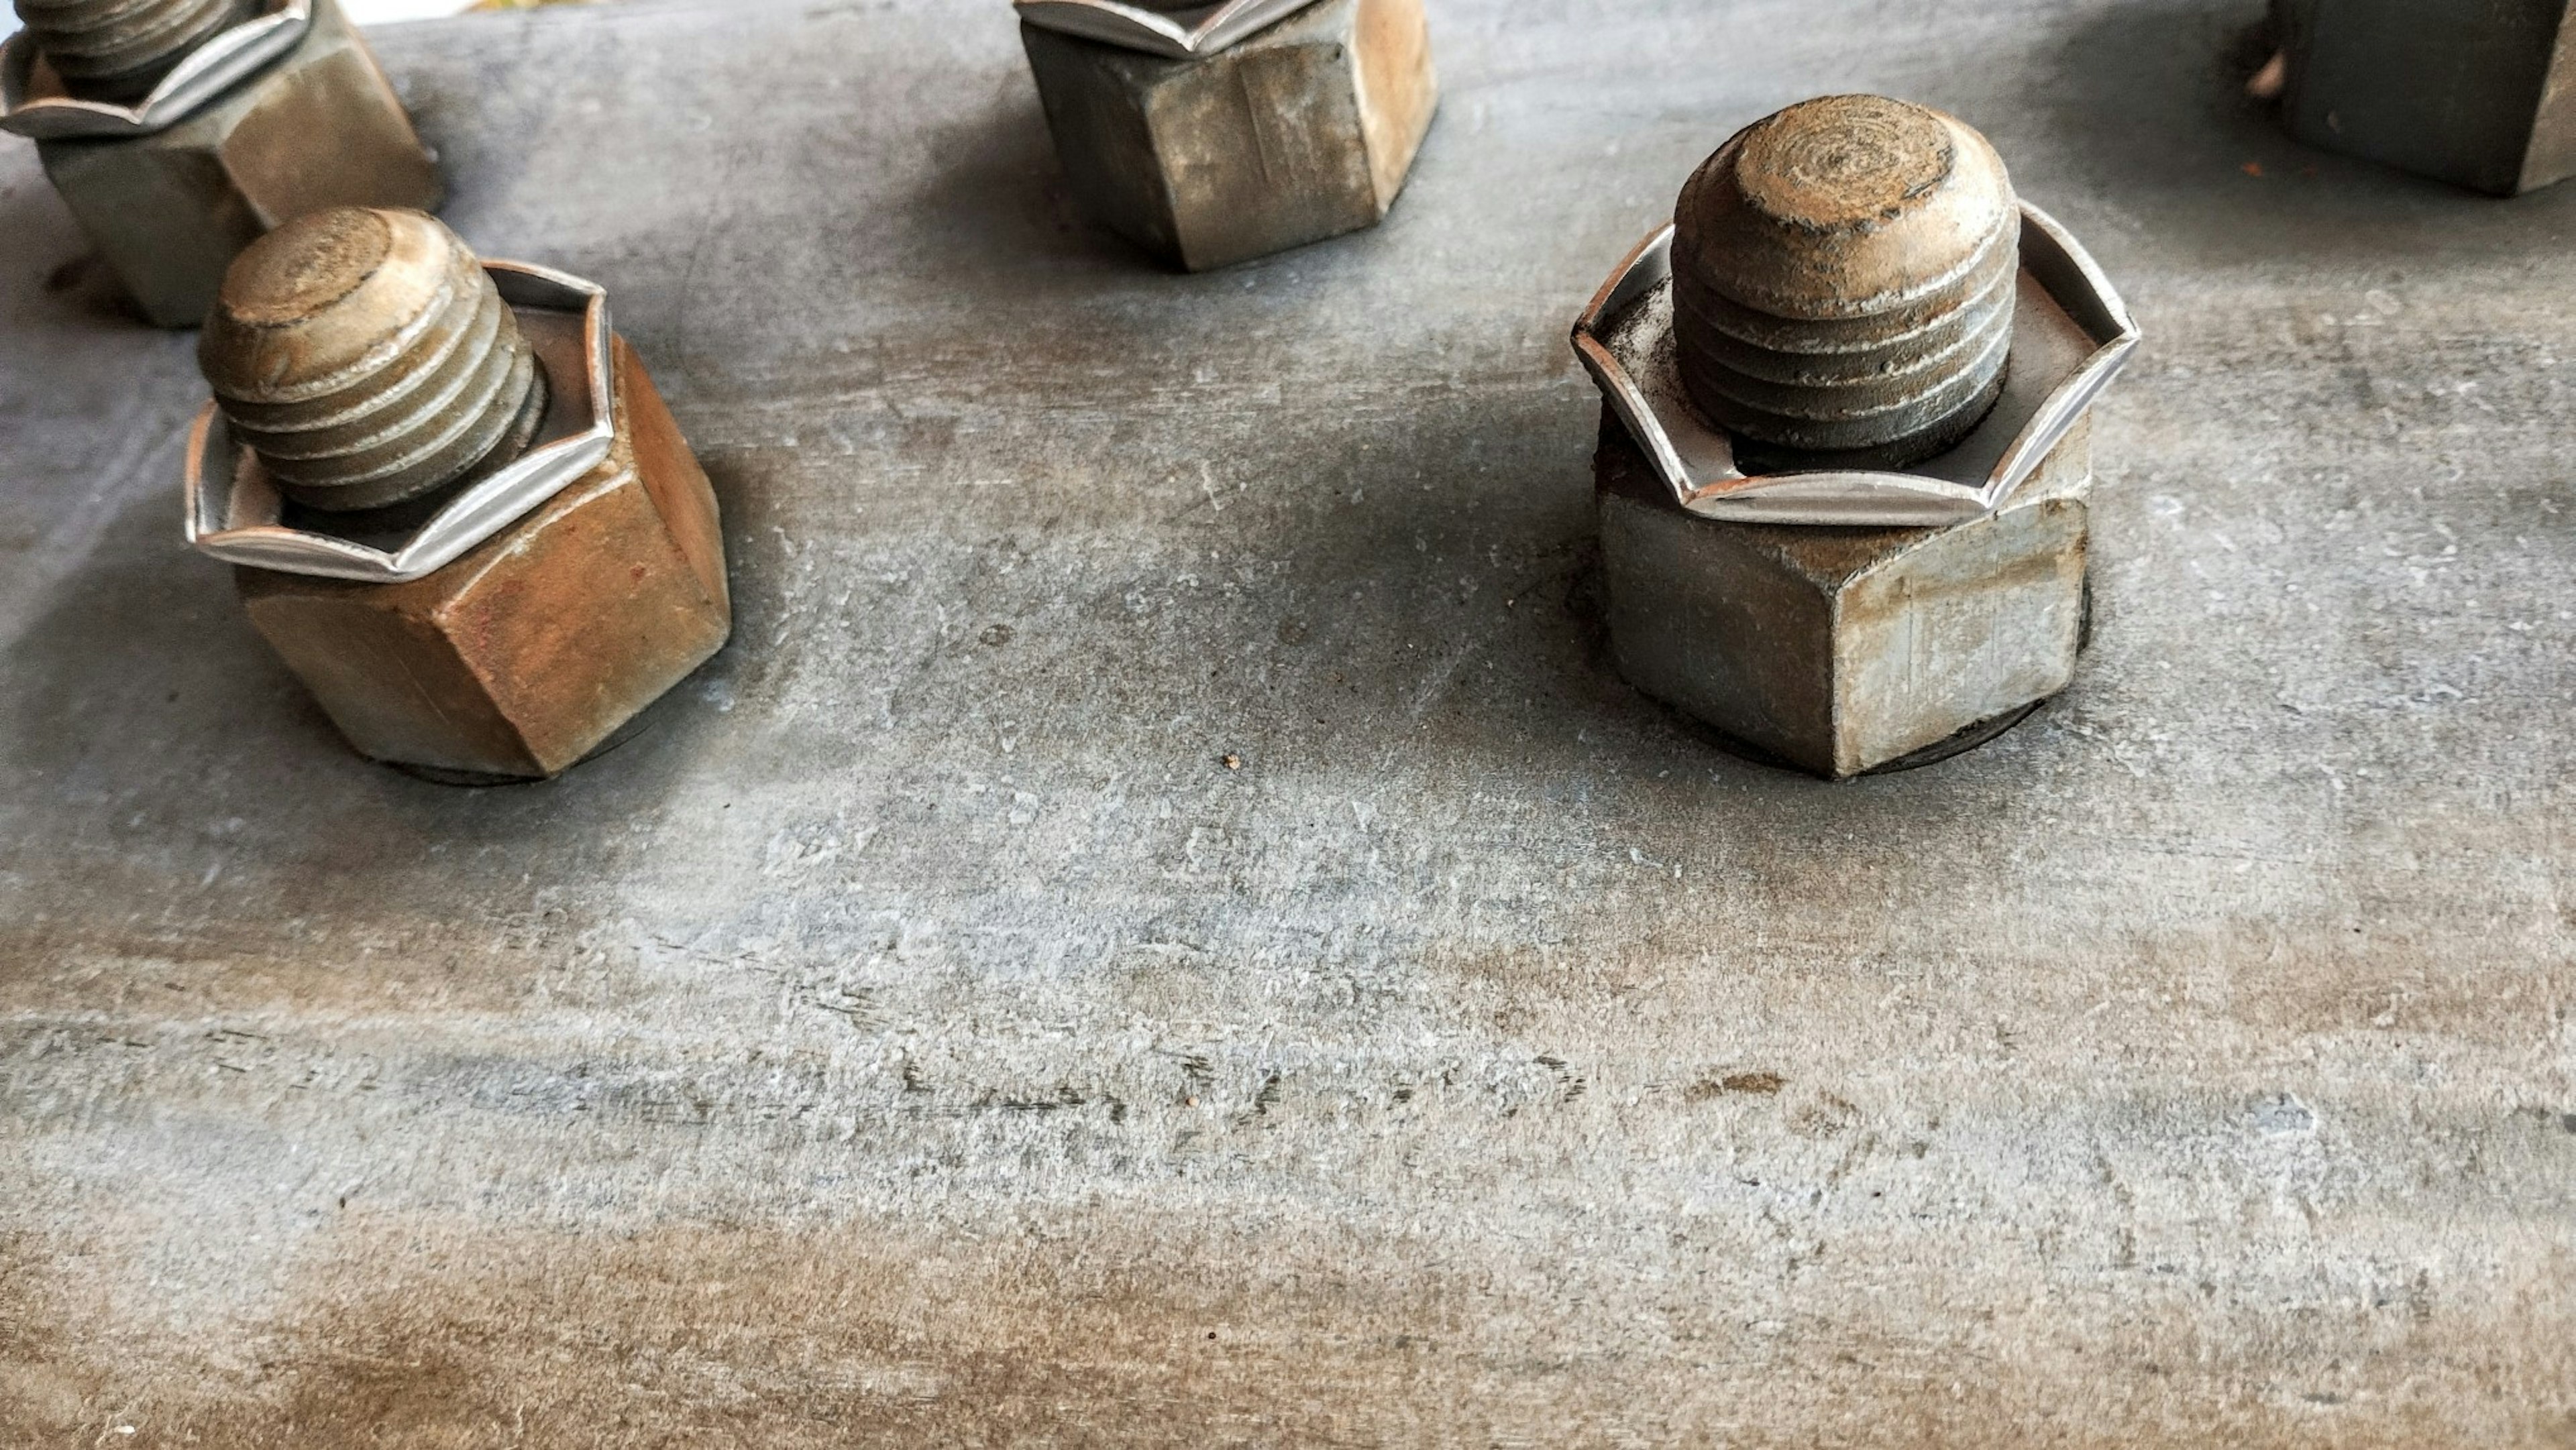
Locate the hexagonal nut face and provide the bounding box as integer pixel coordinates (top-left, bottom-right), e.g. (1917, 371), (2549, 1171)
(2273, 0), (2576, 195)
(34, 0), (441, 327)
(1599, 408), (2094, 779)
(1022, 0), (1436, 270)
(237, 338), (732, 782)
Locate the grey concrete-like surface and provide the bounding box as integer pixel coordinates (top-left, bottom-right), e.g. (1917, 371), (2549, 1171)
(1, 0), (2572, 1443)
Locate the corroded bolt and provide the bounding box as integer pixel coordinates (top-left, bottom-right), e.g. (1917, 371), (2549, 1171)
(10, 0), (259, 101)
(199, 207), (547, 513)
(1672, 95), (2019, 468)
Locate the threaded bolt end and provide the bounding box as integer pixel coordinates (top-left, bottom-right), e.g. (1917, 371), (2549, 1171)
(11, 0), (260, 102)
(1672, 95), (2021, 470)
(199, 207), (548, 514)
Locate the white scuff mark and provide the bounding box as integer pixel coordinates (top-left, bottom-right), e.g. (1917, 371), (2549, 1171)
(2253, 1093), (2317, 1136)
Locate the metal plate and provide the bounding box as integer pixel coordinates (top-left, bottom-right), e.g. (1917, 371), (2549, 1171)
(0, 0), (311, 141)
(1012, 0), (1322, 58)
(184, 260), (616, 583)
(7, 1), (2573, 1441)
(1572, 203), (2141, 527)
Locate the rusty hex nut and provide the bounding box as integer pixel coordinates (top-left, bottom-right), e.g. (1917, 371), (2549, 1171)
(1020, 0), (1438, 271)
(25, 0), (443, 328)
(1583, 96), (2133, 778)
(10, 0), (258, 101)
(200, 207), (545, 513)
(1674, 95), (2019, 468)
(1597, 409), (2094, 780)
(235, 336), (733, 782)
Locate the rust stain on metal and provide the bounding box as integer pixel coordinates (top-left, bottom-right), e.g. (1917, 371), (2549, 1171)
(1, 1213), (2569, 1445)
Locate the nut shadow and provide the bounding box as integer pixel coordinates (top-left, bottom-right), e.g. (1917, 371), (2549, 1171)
(0, 172), (158, 329)
(0, 453), (750, 967)
(900, 83), (1152, 280)
(1118, 377), (2090, 806)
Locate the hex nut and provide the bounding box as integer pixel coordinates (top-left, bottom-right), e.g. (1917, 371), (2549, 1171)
(2270, 0), (2575, 197)
(31, 0), (441, 327)
(235, 338), (732, 782)
(1021, 0), (1436, 271)
(200, 207), (543, 512)
(1673, 96), (2020, 470)
(1597, 406), (2093, 780)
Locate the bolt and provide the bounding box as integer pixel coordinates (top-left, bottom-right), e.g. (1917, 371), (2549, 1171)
(1672, 95), (2019, 469)
(11, 0), (260, 102)
(199, 207), (547, 514)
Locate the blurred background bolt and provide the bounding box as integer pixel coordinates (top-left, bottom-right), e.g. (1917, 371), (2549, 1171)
(9, 0), (258, 101)
(199, 207), (545, 513)
(1672, 95), (2019, 469)
(1018, 0), (1437, 272)
(2261, 0), (2573, 197)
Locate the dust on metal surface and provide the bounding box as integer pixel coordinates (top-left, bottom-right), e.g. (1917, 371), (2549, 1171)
(0, 0), (2572, 1443)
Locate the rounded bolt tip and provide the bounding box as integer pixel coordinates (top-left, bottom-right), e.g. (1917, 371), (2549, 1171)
(201, 207), (548, 515)
(1672, 95), (2021, 469)
(1733, 94), (1959, 235)
(216, 205), (393, 330)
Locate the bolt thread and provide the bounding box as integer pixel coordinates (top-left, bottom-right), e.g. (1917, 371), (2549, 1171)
(1672, 95), (2020, 469)
(11, 0), (259, 102)
(200, 207), (547, 514)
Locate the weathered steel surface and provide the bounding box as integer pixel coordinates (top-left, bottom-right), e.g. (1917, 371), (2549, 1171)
(28, 0), (439, 326)
(1599, 413), (2091, 779)
(1, 0), (2573, 1444)
(2272, 0), (2576, 196)
(1021, 0), (1434, 270)
(239, 336), (730, 780)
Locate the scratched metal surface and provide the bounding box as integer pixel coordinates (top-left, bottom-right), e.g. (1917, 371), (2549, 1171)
(1, 0), (2572, 1443)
